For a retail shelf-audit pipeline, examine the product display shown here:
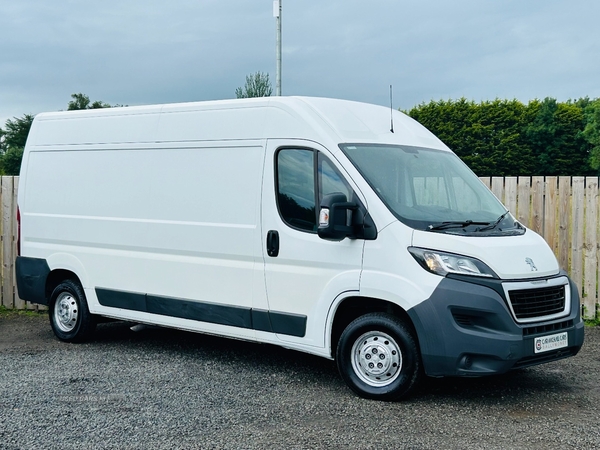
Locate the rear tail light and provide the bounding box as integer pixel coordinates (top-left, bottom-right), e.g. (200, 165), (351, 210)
(17, 206), (21, 256)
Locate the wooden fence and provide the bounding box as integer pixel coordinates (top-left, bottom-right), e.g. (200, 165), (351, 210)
(0, 176), (40, 311)
(1, 176), (599, 318)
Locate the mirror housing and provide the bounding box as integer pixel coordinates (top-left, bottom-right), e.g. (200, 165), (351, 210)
(317, 193), (357, 241)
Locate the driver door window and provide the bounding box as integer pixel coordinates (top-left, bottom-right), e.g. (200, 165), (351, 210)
(276, 149), (353, 232)
(277, 149), (317, 232)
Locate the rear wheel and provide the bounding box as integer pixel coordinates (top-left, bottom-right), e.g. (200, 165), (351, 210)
(49, 279), (96, 342)
(336, 312), (421, 401)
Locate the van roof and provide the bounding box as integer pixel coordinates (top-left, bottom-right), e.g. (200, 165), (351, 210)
(29, 96), (448, 150)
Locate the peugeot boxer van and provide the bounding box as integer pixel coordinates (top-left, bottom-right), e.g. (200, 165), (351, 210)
(16, 97), (584, 400)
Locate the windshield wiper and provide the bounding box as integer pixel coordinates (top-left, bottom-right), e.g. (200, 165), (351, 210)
(476, 211), (510, 232)
(427, 220), (490, 231)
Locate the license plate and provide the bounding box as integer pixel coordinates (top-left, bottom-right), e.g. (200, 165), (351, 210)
(534, 332), (568, 353)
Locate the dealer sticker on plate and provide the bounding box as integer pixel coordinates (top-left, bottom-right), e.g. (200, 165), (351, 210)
(534, 332), (568, 353)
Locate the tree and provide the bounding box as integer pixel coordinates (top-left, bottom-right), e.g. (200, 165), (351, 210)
(523, 98), (592, 175)
(235, 72), (273, 98)
(2, 114), (34, 150)
(407, 98), (535, 176)
(68, 93), (112, 110)
(0, 114), (34, 175)
(584, 99), (600, 171)
(0, 147), (24, 175)
(407, 97), (596, 176)
(0, 94), (115, 175)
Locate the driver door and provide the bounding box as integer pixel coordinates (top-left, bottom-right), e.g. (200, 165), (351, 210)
(260, 140), (365, 348)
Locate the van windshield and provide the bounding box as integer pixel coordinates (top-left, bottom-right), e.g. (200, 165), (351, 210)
(340, 144), (524, 236)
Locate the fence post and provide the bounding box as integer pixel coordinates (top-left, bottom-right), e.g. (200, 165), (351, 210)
(571, 177), (585, 300)
(557, 177), (571, 272)
(2, 177), (15, 308)
(504, 177), (517, 215)
(12, 177), (26, 310)
(491, 177), (504, 203)
(531, 176), (545, 235)
(583, 177), (599, 319)
(517, 176), (531, 228)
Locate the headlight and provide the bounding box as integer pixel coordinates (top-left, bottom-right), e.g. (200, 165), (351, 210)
(408, 247), (497, 278)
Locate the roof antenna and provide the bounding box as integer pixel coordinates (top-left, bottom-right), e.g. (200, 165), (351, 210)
(389, 84), (394, 133)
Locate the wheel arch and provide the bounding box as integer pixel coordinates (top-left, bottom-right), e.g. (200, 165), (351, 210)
(44, 253), (89, 300)
(45, 269), (83, 303)
(329, 296), (419, 359)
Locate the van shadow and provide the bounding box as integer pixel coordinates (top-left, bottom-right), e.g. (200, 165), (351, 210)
(414, 367), (575, 404)
(92, 321), (578, 404)
(92, 320), (342, 384)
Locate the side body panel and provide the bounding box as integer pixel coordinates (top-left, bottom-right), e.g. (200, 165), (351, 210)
(21, 141), (266, 341)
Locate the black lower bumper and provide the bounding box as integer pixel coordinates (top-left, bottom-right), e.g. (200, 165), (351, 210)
(407, 274), (585, 377)
(15, 256), (50, 305)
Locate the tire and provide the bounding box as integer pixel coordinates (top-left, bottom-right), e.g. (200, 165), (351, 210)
(49, 279), (96, 342)
(336, 312), (421, 401)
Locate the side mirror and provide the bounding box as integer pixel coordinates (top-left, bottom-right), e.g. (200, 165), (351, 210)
(317, 193), (357, 241)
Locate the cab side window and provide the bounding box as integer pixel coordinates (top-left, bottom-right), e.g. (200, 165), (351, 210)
(318, 153), (352, 204)
(277, 148), (353, 233)
(277, 149), (317, 232)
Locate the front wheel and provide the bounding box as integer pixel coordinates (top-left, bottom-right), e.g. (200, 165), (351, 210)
(336, 313), (421, 401)
(49, 279), (96, 342)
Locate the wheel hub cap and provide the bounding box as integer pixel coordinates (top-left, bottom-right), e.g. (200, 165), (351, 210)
(54, 293), (78, 332)
(351, 331), (402, 387)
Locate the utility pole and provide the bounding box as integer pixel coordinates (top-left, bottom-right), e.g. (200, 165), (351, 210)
(274, 0), (282, 96)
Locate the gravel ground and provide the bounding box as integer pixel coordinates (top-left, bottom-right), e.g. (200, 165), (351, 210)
(1, 313), (599, 450)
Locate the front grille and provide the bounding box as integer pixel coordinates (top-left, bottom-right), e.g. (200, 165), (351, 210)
(523, 319), (573, 337)
(508, 285), (566, 320)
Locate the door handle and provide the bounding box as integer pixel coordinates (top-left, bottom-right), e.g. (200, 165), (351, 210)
(267, 230), (279, 257)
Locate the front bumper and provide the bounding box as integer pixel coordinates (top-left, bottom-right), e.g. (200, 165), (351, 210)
(407, 272), (584, 377)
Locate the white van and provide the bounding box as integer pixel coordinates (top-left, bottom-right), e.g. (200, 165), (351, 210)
(16, 97), (584, 400)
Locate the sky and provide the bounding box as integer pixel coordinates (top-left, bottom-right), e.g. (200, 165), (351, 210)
(1, 0), (600, 127)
